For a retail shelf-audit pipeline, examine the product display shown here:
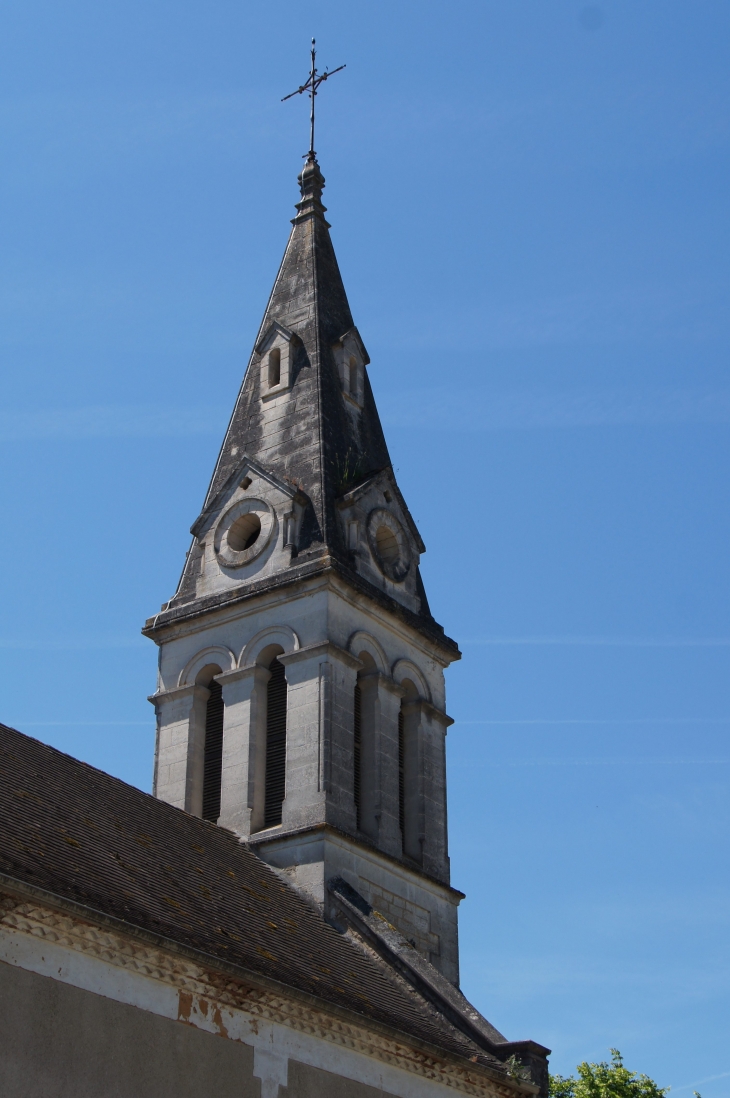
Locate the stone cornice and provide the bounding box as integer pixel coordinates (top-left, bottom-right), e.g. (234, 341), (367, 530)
(402, 697), (455, 728)
(147, 682), (209, 706)
(143, 557), (459, 664)
(248, 823), (465, 902)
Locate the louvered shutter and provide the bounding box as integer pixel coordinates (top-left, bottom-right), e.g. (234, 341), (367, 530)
(264, 658), (287, 827)
(398, 705), (405, 839)
(202, 679), (224, 822)
(353, 682), (362, 828)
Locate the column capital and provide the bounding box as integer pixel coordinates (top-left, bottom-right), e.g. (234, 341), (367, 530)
(401, 697), (454, 727)
(357, 669), (405, 698)
(375, 673), (406, 699)
(216, 664), (271, 687)
(278, 640), (363, 671)
(148, 682), (209, 708)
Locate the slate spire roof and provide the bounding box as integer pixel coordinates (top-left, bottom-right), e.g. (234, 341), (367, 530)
(157, 155), (455, 650)
(204, 152), (391, 567)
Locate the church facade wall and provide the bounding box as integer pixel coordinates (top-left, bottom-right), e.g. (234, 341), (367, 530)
(0, 895), (510, 1098)
(0, 960), (258, 1098)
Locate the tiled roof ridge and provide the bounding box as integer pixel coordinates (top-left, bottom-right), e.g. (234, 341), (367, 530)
(329, 877), (508, 1042)
(328, 877), (550, 1095)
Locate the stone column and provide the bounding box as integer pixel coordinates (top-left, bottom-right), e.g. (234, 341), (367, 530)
(150, 683), (209, 815)
(325, 646), (363, 832)
(217, 664), (271, 836)
(278, 642), (362, 833)
(421, 701), (453, 881)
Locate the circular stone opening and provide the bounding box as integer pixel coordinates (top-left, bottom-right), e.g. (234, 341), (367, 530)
(227, 512), (262, 552)
(375, 524), (400, 565)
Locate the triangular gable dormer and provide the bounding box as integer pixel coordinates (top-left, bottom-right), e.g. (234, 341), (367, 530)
(332, 326), (369, 409)
(169, 455), (308, 607)
(337, 467), (427, 614)
(191, 453), (306, 539)
(255, 321), (299, 400)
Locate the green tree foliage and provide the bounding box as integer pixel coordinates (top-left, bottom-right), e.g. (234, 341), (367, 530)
(549, 1050), (669, 1098)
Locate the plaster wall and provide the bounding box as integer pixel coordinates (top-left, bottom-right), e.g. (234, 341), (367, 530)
(0, 959), (257, 1098)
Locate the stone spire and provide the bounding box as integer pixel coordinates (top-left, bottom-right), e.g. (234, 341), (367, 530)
(204, 152), (386, 551)
(162, 156), (452, 650)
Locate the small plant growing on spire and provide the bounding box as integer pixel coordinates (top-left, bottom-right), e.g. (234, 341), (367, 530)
(334, 449), (367, 495)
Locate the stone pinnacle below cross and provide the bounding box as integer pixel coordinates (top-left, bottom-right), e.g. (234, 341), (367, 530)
(293, 152), (328, 225)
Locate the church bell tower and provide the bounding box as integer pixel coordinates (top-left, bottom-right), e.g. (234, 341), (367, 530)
(144, 152), (463, 984)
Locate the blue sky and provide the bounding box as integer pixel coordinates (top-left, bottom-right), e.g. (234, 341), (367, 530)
(1, 1), (728, 1091)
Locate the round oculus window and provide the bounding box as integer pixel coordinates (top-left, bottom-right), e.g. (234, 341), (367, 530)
(215, 499), (273, 568)
(227, 512), (261, 552)
(367, 508), (411, 582)
(375, 524), (399, 564)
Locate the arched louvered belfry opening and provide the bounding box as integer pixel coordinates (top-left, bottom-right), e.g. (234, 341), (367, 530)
(264, 656), (287, 827)
(353, 679), (362, 829)
(202, 676), (224, 822)
(397, 702), (406, 839)
(398, 678), (422, 862)
(353, 652), (378, 839)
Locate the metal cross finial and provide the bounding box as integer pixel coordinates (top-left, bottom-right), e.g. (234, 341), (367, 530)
(282, 39), (345, 160)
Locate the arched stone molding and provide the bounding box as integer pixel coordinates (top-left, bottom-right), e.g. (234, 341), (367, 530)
(347, 630), (388, 675)
(391, 658), (431, 703)
(178, 645), (236, 687)
(239, 625), (300, 669)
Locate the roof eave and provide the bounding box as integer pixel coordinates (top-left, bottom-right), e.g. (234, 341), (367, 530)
(0, 870), (531, 1095)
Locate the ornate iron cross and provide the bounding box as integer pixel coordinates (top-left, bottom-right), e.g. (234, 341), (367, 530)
(282, 39), (345, 159)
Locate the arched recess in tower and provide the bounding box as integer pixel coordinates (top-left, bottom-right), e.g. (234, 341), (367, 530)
(398, 677), (422, 863)
(195, 663), (224, 823)
(250, 641), (287, 830)
(263, 649), (287, 828)
(354, 651), (379, 841)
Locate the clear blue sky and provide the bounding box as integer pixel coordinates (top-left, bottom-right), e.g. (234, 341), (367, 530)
(1, 1), (728, 1091)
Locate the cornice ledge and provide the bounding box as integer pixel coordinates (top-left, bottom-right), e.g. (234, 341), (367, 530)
(142, 559), (460, 665)
(404, 698), (454, 728)
(277, 641), (363, 671)
(248, 824), (465, 901)
(147, 682), (208, 705)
